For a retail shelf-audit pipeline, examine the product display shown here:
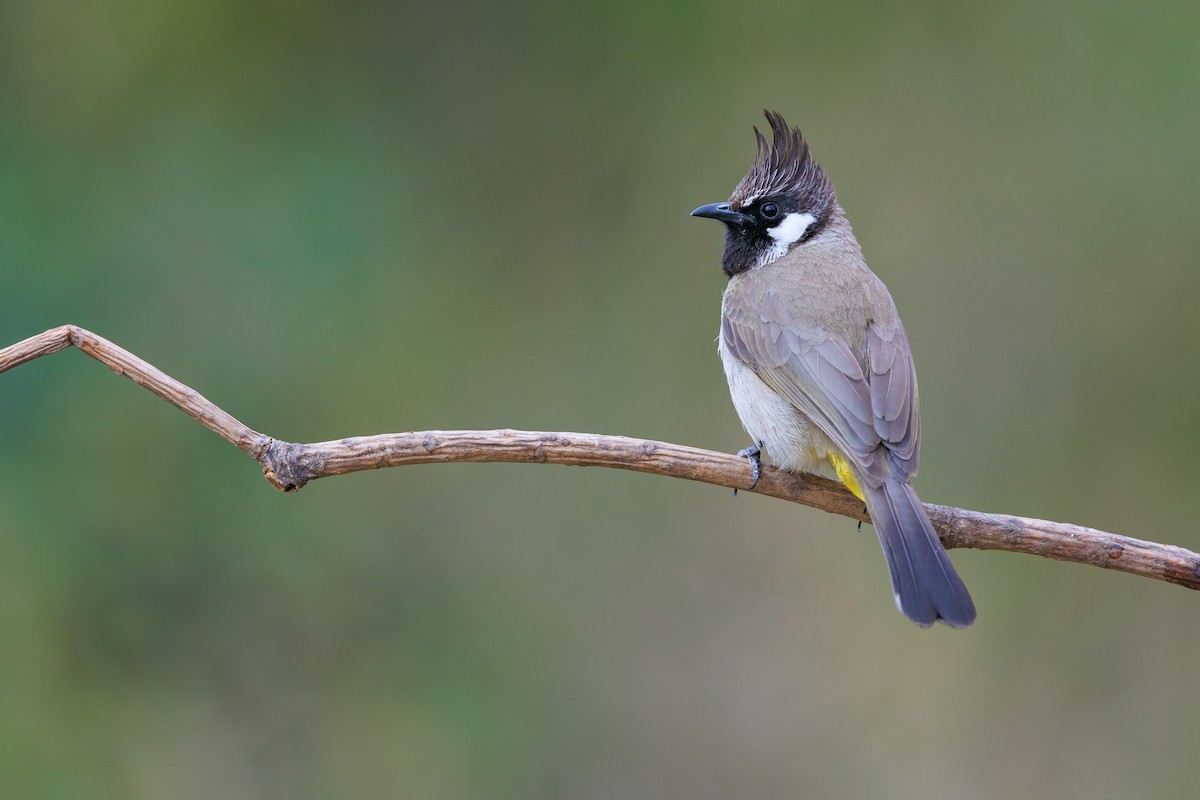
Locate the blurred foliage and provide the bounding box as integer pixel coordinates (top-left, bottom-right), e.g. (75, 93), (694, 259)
(1, 0), (1199, 797)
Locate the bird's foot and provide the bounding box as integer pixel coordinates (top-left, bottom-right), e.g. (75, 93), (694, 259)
(732, 441), (764, 497)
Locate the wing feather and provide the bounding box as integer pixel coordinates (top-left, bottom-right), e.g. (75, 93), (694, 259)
(722, 289), (922, 485)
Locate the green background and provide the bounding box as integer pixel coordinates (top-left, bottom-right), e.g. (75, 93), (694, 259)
(2, 1), (1198, 797)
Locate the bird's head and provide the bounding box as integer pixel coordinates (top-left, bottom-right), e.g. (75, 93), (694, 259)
(691, 110), (837, 278)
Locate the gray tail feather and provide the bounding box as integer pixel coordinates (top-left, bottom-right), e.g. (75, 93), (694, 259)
(863, 478), (976, 628)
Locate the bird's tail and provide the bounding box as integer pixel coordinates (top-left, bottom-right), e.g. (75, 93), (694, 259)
(862, 478), (976, 628)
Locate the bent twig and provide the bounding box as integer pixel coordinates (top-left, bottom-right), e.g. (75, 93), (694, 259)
(3, 325), (1197, 591)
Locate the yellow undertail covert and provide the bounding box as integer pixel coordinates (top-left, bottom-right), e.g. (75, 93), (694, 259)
(827, 452), (864, 502)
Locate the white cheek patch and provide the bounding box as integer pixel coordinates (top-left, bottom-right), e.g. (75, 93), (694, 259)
(767, 211), (816, 246)
(756, 211), (818, 268)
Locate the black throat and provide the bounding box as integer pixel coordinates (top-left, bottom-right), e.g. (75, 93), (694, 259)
(720, 227), (768, 277)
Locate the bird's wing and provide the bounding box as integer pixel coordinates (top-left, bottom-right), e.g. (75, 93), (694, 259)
(721, 292), (920, 487)
(865, 323), (920, 478)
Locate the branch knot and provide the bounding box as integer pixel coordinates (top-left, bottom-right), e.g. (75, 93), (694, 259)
(260, 439), (308, 492)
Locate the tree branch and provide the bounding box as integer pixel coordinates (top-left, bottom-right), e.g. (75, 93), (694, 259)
(3, 325), (1198, 591)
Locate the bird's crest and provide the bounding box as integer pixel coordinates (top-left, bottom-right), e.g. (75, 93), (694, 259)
(730, 110), (835, 211)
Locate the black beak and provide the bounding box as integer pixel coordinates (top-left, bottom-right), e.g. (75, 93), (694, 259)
(690, 202), (753, 226)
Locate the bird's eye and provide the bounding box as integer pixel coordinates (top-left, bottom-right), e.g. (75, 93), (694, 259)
(760, 202), (780, 220)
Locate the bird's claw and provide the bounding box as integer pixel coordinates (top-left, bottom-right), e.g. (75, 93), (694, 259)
(733, 441), (764, 495)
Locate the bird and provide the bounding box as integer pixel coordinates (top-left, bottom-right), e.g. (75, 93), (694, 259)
(691, 110), (976, 627)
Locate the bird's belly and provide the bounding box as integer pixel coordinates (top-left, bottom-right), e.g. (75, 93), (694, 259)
(720, 344), (831, 476)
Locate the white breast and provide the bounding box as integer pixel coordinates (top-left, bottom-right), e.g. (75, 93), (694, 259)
(718, 335), (829, 476)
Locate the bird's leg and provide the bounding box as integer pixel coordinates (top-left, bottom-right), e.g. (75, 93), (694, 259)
(733, 441), (764, 496)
